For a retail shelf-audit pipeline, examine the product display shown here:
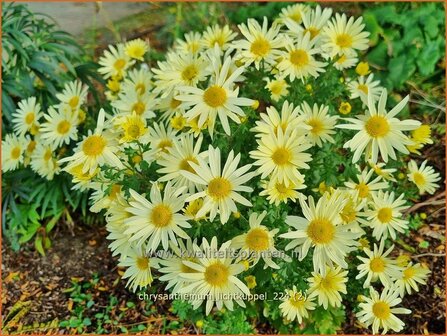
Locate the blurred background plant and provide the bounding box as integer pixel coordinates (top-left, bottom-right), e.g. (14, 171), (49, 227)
(1, 2), (102, 132)
(363, 2), (445, 91)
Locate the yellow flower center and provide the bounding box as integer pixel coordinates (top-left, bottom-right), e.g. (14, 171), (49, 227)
(107, 79), (121, 92)
(78, 109), (86, 123)
(136, 257), (149, 270)
(336, 33), (353, 48)
(11, 147), (21, 160)
(320, 275), (336, 290)
(275, 182), (290, 194)
(135, 83), (146, 95)
(377, 207), (393, 224)
(270, 82), (283, 95)
(127, 45), (145, 59)
(370, 257), (386, 273)
(306, 218), (335, 244)
(356, 182), (370, 198)
(245, 275), (257, 289)
(208, 177), (232, 200)
(341, 200), (357, 224)
(339, 102), (352, 115)
(304, 27), (320, 39)
(57, 120), (71, 135)
(179, 157), (198, 174)
(365, 115), (390, 138)
(307, 118), (324, 135)
(356, 62), (370, 76)
(250, 38), (271, 57)
(25, 112), (35, 125)
(82, 135), (106, 156)
(132, 101), (146, 115)
(150, 204), (173, 228)
(203, 85), (227, 108)
(114, 58), (126, 71)
(204, 261), (230, 287)
(271, 147), (291, 166)
(171, 115), (186, 130)
(289, 49), (309, 67)
(412, 125), (431, 143)
(157, 139), (173, 152)
(44, 149), (52, 161)
(403, 267), (415, 280)
(132, 155), (142, 164)
(412, 172), (426, 186)
(127, 124), (142, 139)
(245, 228), (270, 251)
(289, 12), (302, 22)
(372, 301), (391, 320)
(68, 96), (79, 109)
(357, 84), (369, 94)
(289, 291), (306, 307)
(181, 64), (199, 81)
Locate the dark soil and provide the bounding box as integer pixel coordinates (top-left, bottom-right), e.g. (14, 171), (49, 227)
(2, 226), (113, 328)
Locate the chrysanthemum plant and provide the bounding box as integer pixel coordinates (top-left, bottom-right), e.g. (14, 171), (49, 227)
(2, 77), (98, 253)
(1, 3), (104, 253)
(56, 4), (440, 334)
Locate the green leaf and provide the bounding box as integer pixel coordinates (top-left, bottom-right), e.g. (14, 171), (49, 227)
(82, 318), (92, 326)
(35, 236), (45, 256)
(18, 221), (40, 244)
(69, 317), (80, 328)
(43, 237), (52, 249)
(366, 42), (388, 67)
(423, 16), (440, 39)
(370, 4), (402, 25)
(386, 55), (416, 89)
(45, 210), (63, 233)
(401, 26), (424, 48)
(417, 39), (442, 76)
(363, 13), (383, 46)
(419, 240), (430, 249)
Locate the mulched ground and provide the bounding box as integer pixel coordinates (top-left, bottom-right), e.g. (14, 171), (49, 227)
(2, 226), (113, 332)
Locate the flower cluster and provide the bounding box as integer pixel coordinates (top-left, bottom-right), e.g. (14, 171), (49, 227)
(20, 4), (440, 334)
(2, 81), (88, 180)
